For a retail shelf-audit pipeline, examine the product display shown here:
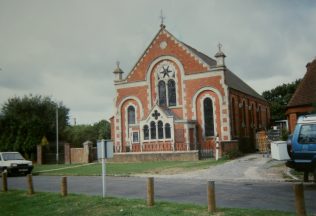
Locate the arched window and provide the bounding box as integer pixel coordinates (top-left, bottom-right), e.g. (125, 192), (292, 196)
(165, 123), (171, 139)
(143, 125), (149, 140)
(158, 121), (163, 139)
(158, 81), (166, 106)
(258, 106), (262, 128)
(204, 98), (214, 137)
(150, 121), (156, 139)
(231, 98), (237, 136)
(168, 79), (176, 106)
(242, 101), (246, 127)
(127, 106), (135, 124)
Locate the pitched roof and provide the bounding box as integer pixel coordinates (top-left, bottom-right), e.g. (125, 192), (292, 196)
(182, 42), (265, 100)
(287, 59), (316, 108)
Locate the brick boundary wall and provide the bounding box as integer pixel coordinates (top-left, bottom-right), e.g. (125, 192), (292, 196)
(220, 140), (239, 156)
(108, 151), (199, 162)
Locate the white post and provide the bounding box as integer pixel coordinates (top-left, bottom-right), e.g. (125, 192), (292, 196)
(56, 105), (59, 164)
(215, 135), (219, 161)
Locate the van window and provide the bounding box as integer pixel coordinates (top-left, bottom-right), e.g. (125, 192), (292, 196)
(298, 124), (316, 144)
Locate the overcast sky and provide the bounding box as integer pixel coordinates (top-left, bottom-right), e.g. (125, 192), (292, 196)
(0, 0), (315, 124)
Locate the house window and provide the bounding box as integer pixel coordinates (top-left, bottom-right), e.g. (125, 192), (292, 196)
(132, 132), (139, 143)
(150, 121), (156, 139)
(168, 79), (176, 106)
(242, 101), (246, 127)
(204, 98), (214, 137)
(158, 121), (164, 139)
(158, 80), (167, 106)
(165, 123), (171, 138)
(143, 125), (149, 140)
(127, 106), (135, 124)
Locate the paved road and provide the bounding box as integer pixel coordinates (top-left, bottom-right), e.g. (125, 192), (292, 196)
(4, 176), (316, 214)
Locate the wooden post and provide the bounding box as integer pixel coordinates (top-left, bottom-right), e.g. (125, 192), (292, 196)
(27, 174), (34, 195)
(147, 177), (154, 207)
(2, 172), (8, 192)
(207, 181), (216, 213)
(61, 176), (68, 197)
(294, 183), (306, 216)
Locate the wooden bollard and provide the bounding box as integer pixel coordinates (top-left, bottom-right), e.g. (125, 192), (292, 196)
(207, 181), (216, 213)
(147, 177), (154, 206)
(61, 176), (68, 197)
(2, 172), (8, 192)
(27, 174), (34, 195)
(294, 183), (306, 216)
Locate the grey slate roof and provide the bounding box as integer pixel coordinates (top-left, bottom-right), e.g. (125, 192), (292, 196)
(181, 42), (217, 67)
(182, 41), (265, 101)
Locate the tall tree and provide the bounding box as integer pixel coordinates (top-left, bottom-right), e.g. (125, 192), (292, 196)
(63, 119), (111, 147)
(262, 79), (301, 122)
(0, 95), (69, 158)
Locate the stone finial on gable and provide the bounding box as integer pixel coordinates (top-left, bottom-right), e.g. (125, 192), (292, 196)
(113, 61), (124, 82)
(215, 43), (226, 67)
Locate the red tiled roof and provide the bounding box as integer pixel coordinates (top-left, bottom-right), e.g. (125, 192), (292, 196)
(287, 59), (316, 108)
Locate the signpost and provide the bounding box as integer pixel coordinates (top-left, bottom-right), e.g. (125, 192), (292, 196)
(97, 140), (113, 198)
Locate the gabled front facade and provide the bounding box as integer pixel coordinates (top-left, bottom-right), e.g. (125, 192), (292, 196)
(110, 25), (269, 156)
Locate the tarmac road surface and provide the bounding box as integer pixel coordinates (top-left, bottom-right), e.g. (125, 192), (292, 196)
(4, 175), (316, 214)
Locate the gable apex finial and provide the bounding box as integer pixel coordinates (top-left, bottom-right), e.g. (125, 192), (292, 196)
(159, 9), (166, 28)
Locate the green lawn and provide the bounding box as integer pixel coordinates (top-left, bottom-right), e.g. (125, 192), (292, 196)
(33, 159), (227, 176)
(0, 191), (295, 216)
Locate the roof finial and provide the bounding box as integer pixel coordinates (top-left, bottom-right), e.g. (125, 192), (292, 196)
(218, 43), (222, 52)
(160, 9), (166, 28)
(116, 61), (120, 68)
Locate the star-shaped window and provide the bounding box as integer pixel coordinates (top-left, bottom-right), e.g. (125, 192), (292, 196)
(160, 66), (172, 78)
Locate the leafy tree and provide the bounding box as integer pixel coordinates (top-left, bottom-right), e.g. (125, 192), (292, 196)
(63, 119), (111, 147)
(0, 95), (69, 159)
(262, 79), (301, 122)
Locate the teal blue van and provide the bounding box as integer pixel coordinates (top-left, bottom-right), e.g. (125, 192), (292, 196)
(286, 114), (316, 182)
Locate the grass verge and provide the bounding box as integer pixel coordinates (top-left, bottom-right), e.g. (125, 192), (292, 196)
(33, 159), (227, 176)
(0, 190), (295, 216)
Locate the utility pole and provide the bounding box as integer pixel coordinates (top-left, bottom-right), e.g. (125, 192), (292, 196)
(56, 104), (59, 164)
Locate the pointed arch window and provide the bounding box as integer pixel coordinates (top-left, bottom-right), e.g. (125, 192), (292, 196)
(158, 121), (164, 139)
(204, 98), (214, 137)
(231, 98), (237, 137)
(150, 121), (156, 139)
(127, 106), (135, 124)
(168, 80), (176, 106)
(165, 123), (171, 138)
(143, 125), (149, 140)
(158, 80), (167, 106)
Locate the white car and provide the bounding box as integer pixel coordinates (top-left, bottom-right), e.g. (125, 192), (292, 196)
(0, 152), (33, 176)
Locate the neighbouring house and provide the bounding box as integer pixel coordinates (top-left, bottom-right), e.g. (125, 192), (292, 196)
(286, 58), (316, 133)
(110, 23), (269, 158)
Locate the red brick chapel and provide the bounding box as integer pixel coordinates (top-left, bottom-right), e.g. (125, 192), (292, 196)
(110, 23), (269, 157)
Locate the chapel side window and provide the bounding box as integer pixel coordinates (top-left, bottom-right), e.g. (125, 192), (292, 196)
(150, 121), (156, 139)
(204, 98), (215, 137)
(158, 121), (164, 139)
(165, 123), (171, 139)
(143, 125), (149, 140)
(127, 106), (135, 124)
(168, 79), (176, 106)
(158, 80), (167, 106)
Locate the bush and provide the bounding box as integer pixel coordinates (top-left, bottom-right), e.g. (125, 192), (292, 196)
(222, 149), (243, 160)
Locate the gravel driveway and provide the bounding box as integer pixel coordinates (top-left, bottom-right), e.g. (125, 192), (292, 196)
(136, 153), (289, 182)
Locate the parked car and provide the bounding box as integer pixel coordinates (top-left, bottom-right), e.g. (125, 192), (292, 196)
(286, 114), (316, 182)
(0, 152), (33, 176)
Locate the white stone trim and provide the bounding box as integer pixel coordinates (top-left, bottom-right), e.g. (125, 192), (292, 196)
(146, 56), (185, 116)
(124, 103), (138, 145)
(115, 81), (147, 89)
(183, 71), (223, 80)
